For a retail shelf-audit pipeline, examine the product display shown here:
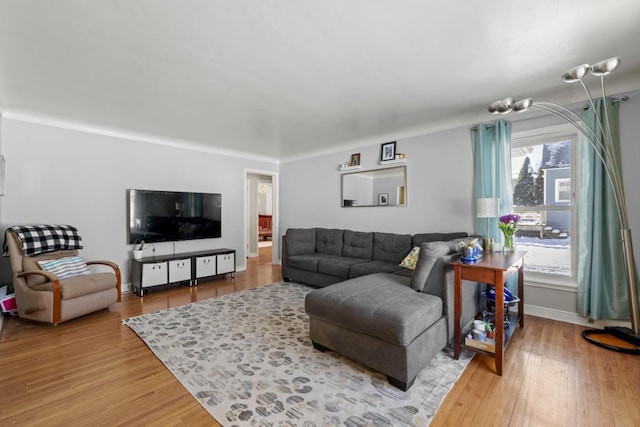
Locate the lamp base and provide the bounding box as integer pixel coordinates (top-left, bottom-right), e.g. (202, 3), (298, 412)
(581, 326), (640, 355)
(483, 237), (493, 252)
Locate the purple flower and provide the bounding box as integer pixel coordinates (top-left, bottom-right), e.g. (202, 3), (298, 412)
(498, 213), (520, 236)
(499, 214), (520, 225)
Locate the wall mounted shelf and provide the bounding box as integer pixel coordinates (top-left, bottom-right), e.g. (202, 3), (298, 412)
(338, 165), (362, 171)
(378, 158), (407, 166)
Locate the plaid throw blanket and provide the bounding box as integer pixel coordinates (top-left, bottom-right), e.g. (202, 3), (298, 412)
(3, 225), (84, 256)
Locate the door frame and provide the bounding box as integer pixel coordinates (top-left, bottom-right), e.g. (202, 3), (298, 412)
(244, 169), (279, 267)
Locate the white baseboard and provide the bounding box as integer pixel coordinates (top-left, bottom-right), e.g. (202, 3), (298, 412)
(523, 303), (632, 329)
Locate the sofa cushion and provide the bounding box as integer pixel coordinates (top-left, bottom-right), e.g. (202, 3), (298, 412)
(317, 257), (369, 278)
(285, 228), (317, 256)
(348, 260), (403, 278)
(32, 272), (117, 300)
(342, 230), (374, 259)
(316, 228), (344, 256)
(412, 232), (468, 248)
(305, 273), (443, 346)
(410, 242), (452, 292)
(372, 232), (412, 263)
(287, 253), (338, 272)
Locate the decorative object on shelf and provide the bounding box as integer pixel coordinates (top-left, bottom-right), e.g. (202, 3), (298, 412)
(457, 237), (483, 263)
(498, 214), (520, 253)
(378, 192), (388, 205)
(133, 240), (144, 260)
(380, 141), (396, 161)
(349, 153), (361, 166)
(477, 198), (499, 251)
(488, 56), (640, 353)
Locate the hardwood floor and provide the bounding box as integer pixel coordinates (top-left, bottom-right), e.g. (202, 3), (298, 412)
(1, 246), (638, 426)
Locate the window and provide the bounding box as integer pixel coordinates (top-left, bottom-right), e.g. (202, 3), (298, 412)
(511, 124), (578, 282)
(555, 179), (571, 203)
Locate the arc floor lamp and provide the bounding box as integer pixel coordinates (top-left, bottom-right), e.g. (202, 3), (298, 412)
(488, 56), (640, 353)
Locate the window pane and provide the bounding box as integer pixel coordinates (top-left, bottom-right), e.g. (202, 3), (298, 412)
(515, 211), (571, 276)
(511, 139), (573, 277)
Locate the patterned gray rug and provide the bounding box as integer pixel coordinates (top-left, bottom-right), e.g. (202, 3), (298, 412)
(124, 282), (473, 426)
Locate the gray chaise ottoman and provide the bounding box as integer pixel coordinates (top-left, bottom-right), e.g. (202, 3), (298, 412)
(305, 272), (448, 391)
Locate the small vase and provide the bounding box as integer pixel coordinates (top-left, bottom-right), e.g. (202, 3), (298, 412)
(503, 234), (515, 253)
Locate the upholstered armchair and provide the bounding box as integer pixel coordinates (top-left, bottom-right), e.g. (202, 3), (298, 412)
(4, 225), (121, 325)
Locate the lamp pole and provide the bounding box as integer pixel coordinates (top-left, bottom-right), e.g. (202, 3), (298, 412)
(488, 57), (640, 351)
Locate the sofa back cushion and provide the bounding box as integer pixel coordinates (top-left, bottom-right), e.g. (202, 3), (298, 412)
(410, 236), (478, 294)
(285, 228), (316, 256)
(372, 232), (412, 263)
(412, 232), (468, 248)
(316, 228), (344, 255)
(410, 242), (452, 293)
(342, 230), (374, 259)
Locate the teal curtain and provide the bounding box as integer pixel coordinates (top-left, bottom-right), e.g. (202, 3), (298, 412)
(471, 120), (513, 243)
(577, 98), (629, 320)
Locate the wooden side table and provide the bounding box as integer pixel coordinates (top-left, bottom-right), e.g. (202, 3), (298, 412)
(451, 251), (526, 375)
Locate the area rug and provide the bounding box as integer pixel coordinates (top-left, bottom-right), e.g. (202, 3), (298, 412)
(124, 282), (473, 426)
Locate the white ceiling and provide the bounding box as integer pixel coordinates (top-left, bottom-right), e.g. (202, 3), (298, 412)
(1, 1), (640, 162)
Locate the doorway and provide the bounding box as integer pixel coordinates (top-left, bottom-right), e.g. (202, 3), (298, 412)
(245, 170), (278, 267)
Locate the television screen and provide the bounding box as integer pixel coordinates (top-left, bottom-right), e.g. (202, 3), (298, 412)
(128, 189), (222, 244)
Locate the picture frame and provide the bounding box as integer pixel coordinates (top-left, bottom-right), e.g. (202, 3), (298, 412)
(380, 141), (396, 161)
(350, 153), (361, 166)
(378, 193), (389, 205)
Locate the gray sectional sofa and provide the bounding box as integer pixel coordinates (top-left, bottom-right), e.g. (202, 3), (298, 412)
(282, 228), (468, 286)
(282, 228), (481, 390)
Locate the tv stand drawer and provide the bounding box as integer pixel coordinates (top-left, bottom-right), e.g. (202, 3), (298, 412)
(141, 262), (168, 288)
(169, 258), (192, 283)
(195, 255), (217, 278)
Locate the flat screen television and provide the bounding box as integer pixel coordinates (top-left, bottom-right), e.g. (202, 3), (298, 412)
(127, 189), (222, 244)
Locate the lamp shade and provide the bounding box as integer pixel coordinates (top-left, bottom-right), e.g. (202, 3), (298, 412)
(477, 198), (499, 218)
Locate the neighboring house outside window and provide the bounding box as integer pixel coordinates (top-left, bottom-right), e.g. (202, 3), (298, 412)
(511, 124), (577, 285)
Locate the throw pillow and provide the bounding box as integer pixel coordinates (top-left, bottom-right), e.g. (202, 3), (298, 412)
(399, 246), (420, 270)
(38, 256), (91, 280)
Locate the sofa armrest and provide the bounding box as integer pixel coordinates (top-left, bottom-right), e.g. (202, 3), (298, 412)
(413, 243), (481, 343)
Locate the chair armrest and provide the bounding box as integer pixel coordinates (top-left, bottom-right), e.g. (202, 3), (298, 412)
(17, 269), (59, 283)
(87, 260), (119, 271)
(17, 270), (63, 322)
(86, 260), (122, 302)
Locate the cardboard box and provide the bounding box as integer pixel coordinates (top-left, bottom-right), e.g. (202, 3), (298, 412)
(465, 336), (495, 353)
(0, 285), (18, 315)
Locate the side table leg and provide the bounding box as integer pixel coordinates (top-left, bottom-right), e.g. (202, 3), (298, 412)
(495, 271), (505, 376)
(453, 265), (462, 359)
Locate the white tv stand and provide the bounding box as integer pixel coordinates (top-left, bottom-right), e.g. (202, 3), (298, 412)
(131, 248), (236, 296)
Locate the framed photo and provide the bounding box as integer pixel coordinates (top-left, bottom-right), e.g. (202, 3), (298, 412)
(378, 193), (389, 205)
(380, 141), (396, 161)
(350, 153), (361, 166)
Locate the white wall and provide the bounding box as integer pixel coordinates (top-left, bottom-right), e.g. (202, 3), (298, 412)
(280, 90), (640, 325)
(280, 126), (475, 237)
(0, 119), (278, 287)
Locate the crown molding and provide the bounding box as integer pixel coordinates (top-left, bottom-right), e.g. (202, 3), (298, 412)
(1, 109), (280, 164)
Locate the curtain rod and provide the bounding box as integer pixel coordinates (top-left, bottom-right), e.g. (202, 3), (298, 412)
(471, 96), (629, 130)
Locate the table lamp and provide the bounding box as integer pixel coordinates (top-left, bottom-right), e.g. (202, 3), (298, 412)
(477, 198), (499, 251)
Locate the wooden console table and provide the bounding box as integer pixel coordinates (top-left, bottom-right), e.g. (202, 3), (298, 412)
(451, 251), (526, 375)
